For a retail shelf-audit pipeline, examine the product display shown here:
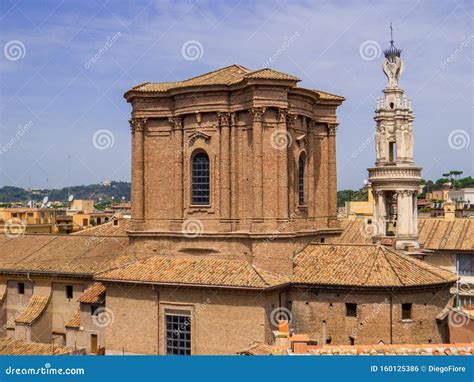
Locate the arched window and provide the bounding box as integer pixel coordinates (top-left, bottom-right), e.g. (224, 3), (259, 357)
(191, 152), (210, 205)
(298, 153), (306, 205)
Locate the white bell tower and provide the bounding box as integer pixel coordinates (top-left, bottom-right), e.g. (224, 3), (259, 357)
(368, 26), (422, 250)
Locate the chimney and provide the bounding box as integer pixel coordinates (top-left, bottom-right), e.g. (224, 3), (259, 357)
(444, 198), (455, 221)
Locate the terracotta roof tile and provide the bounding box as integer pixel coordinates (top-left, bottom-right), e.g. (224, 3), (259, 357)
(97, 256), (290, 289)
(293, 244), (457, 287)
(65, 309), (81, 329)
(78, 282), (105, 304)
(0, 338), (71, 355)
(336, 218), (474, 251)
(0, 231), (134, 275)
(15, 295), (49, 325)
(127, 64), (343, 101)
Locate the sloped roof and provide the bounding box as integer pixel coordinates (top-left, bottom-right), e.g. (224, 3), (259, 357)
(65, 309), (81, 329)
(0, 338), (72, 355)
(127, 64), (343, 102)
(97, 256), (290, 289)
(293, 244), (457, 288)
(0, 232), (133, 275)
(78, 282), (105, 303)
(418, 218), (474, 250)
(336, 218), (474, 250)
(15, 295), (49, 325)
(130, 64), (299, 93)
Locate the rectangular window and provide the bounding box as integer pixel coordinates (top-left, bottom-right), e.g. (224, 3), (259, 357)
(165, 314), (191, 355)
(18, 282), (25, 295)
(345, 303), (357, 317)
(83, 218), (88, 226)
(66, 285), (73, 299)
(91, 304), (100, 316)
(458, 253), (474, 276)
(402, 303), (412, 320)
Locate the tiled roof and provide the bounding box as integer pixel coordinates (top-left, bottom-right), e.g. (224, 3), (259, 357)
(65, 309), (81, 329)
(15, 295), (49, 325)
(73, 218), (130, 237)
(0, 231), (134, 275)
(293, 244), (457, 288)
(78, 282), (105, 303)
(418, 218), (474, 250)
(97, 256), (290, 289)
(0, 338), (72, 355)
(127, 64), (343, 102)
(336, 218), (474, 250)
(130, 65), (299, 93)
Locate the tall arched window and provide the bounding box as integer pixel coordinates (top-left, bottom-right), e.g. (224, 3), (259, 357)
(298, 153), (306, 206)
(191, 152), (210, 205)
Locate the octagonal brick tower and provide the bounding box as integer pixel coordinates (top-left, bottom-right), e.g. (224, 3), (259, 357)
(368, 37), (422, 250)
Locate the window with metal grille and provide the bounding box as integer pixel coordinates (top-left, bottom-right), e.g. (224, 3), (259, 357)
(191, 152), (210, 205)
(298, 154), (305, 205)
(166, 314), (191, 355)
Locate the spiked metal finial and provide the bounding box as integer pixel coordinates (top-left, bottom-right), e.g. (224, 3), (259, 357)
(384, 23), (402, 58)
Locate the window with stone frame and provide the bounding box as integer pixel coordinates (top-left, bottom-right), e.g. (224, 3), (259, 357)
(298, 153), (306, 205)
(165, 313), (191, 355)
(191, 152), (210, 205)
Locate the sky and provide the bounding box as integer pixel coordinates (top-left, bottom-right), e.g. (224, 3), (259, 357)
(0, 0), (472, 191)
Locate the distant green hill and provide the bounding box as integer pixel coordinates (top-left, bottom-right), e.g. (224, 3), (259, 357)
(0, 181), (131, 203)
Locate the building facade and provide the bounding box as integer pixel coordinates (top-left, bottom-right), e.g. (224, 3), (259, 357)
(124, 65), (344, 273)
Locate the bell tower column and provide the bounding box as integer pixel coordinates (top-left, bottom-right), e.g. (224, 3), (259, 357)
(368, 26), (422, 250)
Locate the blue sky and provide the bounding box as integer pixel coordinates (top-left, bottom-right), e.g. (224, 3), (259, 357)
(0, 0), (472, 191)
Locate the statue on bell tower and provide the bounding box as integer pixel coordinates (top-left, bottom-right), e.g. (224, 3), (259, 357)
(368, 25), (422, 251)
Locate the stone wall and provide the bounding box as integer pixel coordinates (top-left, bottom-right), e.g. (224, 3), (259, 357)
(289, 286), (452, 345)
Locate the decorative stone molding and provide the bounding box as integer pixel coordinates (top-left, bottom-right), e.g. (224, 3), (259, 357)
(277, 108), (288, 123)
(251, 107), (266, 122)
(188, 130), (211, 145)
(230, 112), (238, 126)
(129, 118), (148, 132)
(168, 117), (183, 130)
(287, 112), (298, 128)
(218, 112), (231, 127)
(327, 123), (338, 136)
